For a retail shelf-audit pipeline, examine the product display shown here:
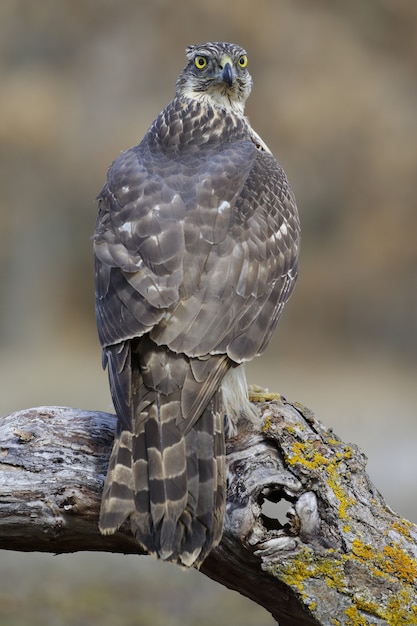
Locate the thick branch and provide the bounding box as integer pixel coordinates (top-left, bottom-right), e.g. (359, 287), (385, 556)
(1, 399), (416, 625)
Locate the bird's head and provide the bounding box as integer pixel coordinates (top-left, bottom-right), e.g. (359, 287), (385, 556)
(176, 42), (253, 115)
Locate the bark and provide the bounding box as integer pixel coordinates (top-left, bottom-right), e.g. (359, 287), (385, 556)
(0, 395), (416, 625)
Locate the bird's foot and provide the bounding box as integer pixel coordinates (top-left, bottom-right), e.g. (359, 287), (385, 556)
(248, 384), (284, 403)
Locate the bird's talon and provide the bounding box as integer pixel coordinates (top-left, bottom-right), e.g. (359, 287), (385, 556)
(248, 384), (284, 403)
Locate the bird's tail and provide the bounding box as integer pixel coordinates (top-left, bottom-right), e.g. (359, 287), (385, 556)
(99, 347), (226, 568)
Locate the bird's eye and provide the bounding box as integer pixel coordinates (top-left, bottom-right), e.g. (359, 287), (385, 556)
(194, 56), (208, 69)
(238, 55), (248, 68)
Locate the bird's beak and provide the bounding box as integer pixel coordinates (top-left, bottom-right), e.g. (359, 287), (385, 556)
(219, 59), (235, 88)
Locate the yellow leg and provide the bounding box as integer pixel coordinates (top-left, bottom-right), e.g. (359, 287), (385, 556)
(248, 384), (283, 403)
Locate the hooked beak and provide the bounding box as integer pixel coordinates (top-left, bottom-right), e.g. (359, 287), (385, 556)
(220, 62), (235, 88)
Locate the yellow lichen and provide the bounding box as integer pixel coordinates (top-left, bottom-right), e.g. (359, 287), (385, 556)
(344, 605), (368, 626)
(351, 538), (417, 586)
(286, 440), (330, 471)
(351, 538), (375, 561)
(262, 415), (272, 432)
(262, 428), (417, 623)
(386, 589), (417, 623)
(382, 543), (416, 584)
(327, 473), (355, 520)
(389, 519), (413, 540)
(272, 547), (346, 594)
(268, 542), (417, 624)
(351, 594), (378, 617)
(348, 539), (417, 622)
(285, 440), (354, 520)
(327, 436), (341, 445)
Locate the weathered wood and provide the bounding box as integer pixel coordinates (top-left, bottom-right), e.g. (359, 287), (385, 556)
(1, 398), (416, 625)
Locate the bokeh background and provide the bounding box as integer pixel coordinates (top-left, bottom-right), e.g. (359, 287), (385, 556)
(1, 1), (416, 624)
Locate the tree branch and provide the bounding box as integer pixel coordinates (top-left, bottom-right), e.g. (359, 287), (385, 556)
(1, 397), (416, 624)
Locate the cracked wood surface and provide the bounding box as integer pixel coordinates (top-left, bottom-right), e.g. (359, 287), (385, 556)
(0, 398), (416, 625)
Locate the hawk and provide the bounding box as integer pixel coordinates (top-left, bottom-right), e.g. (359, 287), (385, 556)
(94, 42), (300, 567)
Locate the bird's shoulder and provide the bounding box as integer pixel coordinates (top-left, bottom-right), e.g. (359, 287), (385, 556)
(95, 96), (266, 245)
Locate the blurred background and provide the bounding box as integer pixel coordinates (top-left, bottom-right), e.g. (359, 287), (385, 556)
(1, 1), (416, 624)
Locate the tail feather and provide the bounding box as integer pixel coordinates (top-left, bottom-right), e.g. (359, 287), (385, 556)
(173, 403), (225, 566)
(99, 344), (227, 567)
(144, 407), (188, 530)
(99, 427), (136, 534)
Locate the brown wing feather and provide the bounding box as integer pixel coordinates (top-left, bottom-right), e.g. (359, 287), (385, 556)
(150, 149), (299, 360)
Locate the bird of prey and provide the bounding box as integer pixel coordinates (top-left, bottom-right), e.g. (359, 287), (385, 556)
(94, 41), (300, 567)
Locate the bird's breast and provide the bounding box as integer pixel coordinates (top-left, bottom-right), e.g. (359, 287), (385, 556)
(149, 97), (251, 158)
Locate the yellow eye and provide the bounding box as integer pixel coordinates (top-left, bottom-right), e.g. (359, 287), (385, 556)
(238, 54), (248, 68)
(194, 55), (208, 69)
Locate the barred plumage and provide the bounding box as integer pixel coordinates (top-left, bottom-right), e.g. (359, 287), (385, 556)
(94, 42), (300, 567)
